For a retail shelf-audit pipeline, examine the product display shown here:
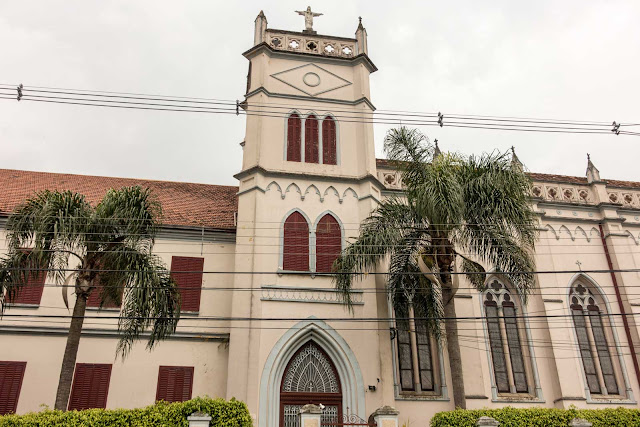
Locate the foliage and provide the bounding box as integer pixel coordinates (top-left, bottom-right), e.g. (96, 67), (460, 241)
(430, 407), (640, 427)
(0, 187), (180, 356)
(0, 397), (253, 427)
(333, 126), (537, 337)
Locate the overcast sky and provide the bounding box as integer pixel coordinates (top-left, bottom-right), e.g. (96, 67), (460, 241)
(1, 1), (638, 186)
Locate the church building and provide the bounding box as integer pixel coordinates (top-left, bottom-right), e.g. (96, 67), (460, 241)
(1, 9), (640, 426)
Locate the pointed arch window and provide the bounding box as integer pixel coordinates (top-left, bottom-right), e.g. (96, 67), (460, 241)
(305, 115), (319, 164)
(283, 212), (309, 271)
(570, 282), (620, 396)
(287, 113), (302, 162)
(322, 116), (337, 165)
(393, 295), (438, 394)
(483, 279), (531, 395)
(315, 214), (341, 273)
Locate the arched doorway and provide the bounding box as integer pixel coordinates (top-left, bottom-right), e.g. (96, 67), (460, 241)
(280, 341), (342, 427)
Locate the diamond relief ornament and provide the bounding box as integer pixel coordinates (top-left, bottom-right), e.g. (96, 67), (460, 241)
(270, 63), (352, 97)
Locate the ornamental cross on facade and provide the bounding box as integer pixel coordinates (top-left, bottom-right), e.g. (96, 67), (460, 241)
(296, 6), (323, 33)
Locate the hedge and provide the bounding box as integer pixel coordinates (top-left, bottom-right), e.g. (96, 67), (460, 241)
(0, 397), (252, 427)
(430, 407), (640, 427)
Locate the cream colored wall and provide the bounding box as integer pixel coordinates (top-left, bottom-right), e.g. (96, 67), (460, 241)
(0, 230), (235, 413)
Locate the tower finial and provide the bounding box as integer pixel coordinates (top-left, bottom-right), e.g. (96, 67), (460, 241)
(511, 146), (523, 170)
(433, 139), (442, 158)
(586, 153), (600, 183)
(295, 6), (323, 34)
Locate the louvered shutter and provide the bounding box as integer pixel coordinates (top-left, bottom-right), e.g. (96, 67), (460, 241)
(588, 307), (618, 394)
(322, 117), (337, 165)
(8, 253), (45, 305)
(572, 307), (601, 393)
(156, 366), (194, 402)
(287, 114), (302, 162)
(171, 257), (204, 312)
(315, 214), (341, 273)
(283, 212), (309, 271)
(0, 361), (26, 415)
(413, 298), (434, 391)
(305, 115), (319, 164)
(502, 304), (528, 393)
(485, 304), (509, 393)
(86, 287), (121, 309)
(68, 363), (112, 410)
(395, 304), (414, 391)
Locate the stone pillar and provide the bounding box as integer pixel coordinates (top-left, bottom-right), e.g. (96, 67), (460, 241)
(187, 412), (212, 427)
(569, 419), (592, 427)
(476, 416), (500, 427)
(371, 406), (399, 427)
(299, 404), (322, 427)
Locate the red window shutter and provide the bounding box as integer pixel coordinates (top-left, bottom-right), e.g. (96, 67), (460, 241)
(156, 366), (194, 403)
(287, 114), (302, 162)
(283, 212), (309, 271)
(171, 256), (204, 312)
(0, 361), (27, 415)
(86, 287), (121, 309)
(322, 116), (337, 165)
(305, 115), (319, 164)
(7, 253), (45, 305)
(68, 363), (112, 410)
(315, 214), (341, 273)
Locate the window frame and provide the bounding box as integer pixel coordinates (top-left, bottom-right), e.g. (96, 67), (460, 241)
(0, 361), (27, 415)
(313, 212), (343, 274)
(68, 363), (112, 411)
(156, 365), (194, 403)
(170, 256), (205, 313)
(281, 210), (311, 272)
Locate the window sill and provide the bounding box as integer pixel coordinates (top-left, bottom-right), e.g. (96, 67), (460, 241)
(180, 311), (200, 317)
(86, 307), (121, 312)
(493, 394), (545, 404)
(587, 395), (637, 405)
(5, 303), (40, 309)
(396, 391), (448, 402)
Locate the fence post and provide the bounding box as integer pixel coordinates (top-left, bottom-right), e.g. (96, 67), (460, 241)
(371, 406), (399, 427)
(299, 404), (322, 427)
(476, 416), (500, 426)
(187, 412), (212, 427)
(569, 419), (592, 427)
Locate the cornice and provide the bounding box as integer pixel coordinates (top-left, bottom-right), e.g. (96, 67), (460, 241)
(244, 86), (376, 111)
(234, 165), (385, 188)
(242, 42), (378, 73)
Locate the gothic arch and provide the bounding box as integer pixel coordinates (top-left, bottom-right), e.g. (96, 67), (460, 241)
(279, 209), (312, 271)
(322, 186), (340, 203)
(266, 181), (285, 199)
(321, 113), (340, 165)
(566, 273), (634, 401)
(258, 317), (366, 427)
(284, 110), (303, 162)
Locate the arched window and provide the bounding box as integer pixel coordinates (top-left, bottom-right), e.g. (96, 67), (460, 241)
(484, 279), (531, 394)
(305, 115), (319, 164)
(287, 114), (302, 162)
(570, 281), (619, 396)
(322, 116), (337, 165)
(315, 214), (341, 273)
(283, 212), (309, 271)
(394, 295), (437, 394)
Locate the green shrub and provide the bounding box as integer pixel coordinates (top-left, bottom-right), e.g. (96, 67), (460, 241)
(430, 407), (640, 427)
(0, 397), (252, 427)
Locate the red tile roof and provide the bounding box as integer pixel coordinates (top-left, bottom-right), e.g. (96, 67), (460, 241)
(0, 169), (238, 231)
(376, 159), (640, 189)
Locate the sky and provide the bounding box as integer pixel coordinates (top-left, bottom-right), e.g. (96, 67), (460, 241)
(0, 0), (638, 186)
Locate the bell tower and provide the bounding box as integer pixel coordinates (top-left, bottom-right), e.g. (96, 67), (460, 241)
(227, 10), (381, 424)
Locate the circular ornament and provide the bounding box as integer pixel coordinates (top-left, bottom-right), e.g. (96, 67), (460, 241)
(303, 72), (321, 87)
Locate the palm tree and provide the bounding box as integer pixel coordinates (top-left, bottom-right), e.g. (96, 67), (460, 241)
(0, 186), (180, 411)
(333, 127), (536, 409)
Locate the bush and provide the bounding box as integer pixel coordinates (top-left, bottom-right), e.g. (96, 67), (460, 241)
(0, 397), (252, 427)
(430, 407), (640, 427)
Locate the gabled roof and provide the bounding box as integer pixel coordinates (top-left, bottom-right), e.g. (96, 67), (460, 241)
(0, 169), (238, 231)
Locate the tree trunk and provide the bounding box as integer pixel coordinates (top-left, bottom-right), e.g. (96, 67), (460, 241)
(54, 291), (87, 410)
(443, 290), (466, 409)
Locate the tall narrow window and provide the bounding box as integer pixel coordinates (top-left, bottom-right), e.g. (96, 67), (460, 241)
(156, 366), (194, 403)
(305, 115), (319, 163)
(287, 114), (302, 162)
(322, 116), (337, 165)
(171, 256), (204, 312)
(315, 214), (341, 273)
(484, 279), (531, 395)
(68, 363), (112, 410)
(0, 361), (26, 415)
(394, 296), (438, 394)
(283, 212), (309, 271)
(570, 282), (619, 396)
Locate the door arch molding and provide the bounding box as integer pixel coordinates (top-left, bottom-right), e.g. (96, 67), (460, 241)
(258, 317), (366, 427)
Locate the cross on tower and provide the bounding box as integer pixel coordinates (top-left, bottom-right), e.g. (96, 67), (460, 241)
(575, 260), (582, 271)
